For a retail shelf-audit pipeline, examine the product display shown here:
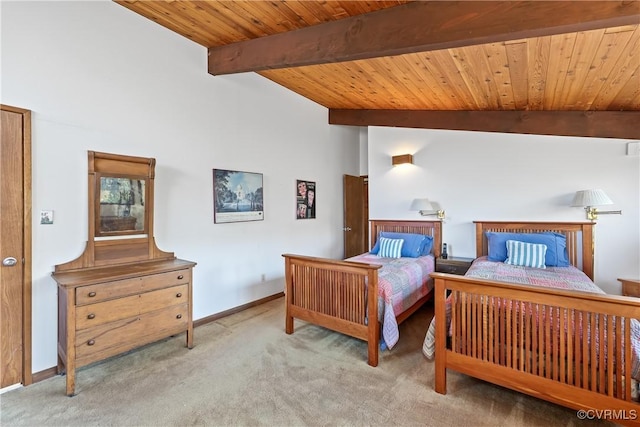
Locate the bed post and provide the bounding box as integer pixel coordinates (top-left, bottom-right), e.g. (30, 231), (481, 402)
(367, 268), (379, 367)
(284, 256), (294, 334)
(475, 222), (486, 257)
(434, 276), (447, 394)
(581, 223), (595, 281)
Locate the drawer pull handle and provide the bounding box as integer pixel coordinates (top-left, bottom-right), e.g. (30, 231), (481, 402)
(88, 292), (96, 297)
(176, 314), (182, 319)
(87, 340), (95, 346)
(177, 275), (184, 280)
(87, 313), (96, 319)
(176, 292), (182, 298)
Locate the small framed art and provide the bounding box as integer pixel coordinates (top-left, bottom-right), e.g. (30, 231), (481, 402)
(296, 180), (316, 219)
(213, 169), (264, 223)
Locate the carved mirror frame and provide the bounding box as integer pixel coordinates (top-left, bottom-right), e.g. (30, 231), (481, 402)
(54, 151), (173, 272)
(90, 153), (151, 237)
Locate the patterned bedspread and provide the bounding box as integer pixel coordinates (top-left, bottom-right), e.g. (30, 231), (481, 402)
(422, 257), (640, 381)
(347, 253), (434, 350)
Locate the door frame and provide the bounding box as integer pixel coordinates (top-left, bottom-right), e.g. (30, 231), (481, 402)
(343, 174), (368, 258)
(1, 104), (32, 386)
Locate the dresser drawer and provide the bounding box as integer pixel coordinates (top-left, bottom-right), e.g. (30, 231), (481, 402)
(75, 303), (189, 367)
(75, 284), (189, 330)
(76, 276), (142, 305)
(76, 269), (190, 305)
(141, 269), (190, 293)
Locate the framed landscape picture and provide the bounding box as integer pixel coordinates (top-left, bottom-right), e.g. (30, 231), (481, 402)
(213, 169), (264, 223)
(296, 179), (316, 219)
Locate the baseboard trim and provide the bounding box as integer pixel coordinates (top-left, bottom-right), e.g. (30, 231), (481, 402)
(32, 366), (58, 384)
(31, 292), (285, 384)
(193, 292), (284, 328)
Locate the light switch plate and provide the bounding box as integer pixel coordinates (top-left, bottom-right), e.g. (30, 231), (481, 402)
(627, 141), (640, 156)
(40, 210), (53, 224)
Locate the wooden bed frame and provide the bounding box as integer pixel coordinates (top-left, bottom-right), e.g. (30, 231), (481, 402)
(432, 221), (640, 425)
(283, 219), (442, 367)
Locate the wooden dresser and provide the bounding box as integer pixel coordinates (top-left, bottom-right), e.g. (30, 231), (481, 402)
(52, 151), (196, 395)
(53, 259), (195, 395)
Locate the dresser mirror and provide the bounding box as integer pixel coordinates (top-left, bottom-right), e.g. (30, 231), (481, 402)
(97, 175), (147, 236)
(88, 151), (154, 239)
(53, 151), (170, 271)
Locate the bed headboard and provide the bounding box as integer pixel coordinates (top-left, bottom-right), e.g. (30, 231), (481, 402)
(474, 221), (595, 280)
(370, 220), (442, 258)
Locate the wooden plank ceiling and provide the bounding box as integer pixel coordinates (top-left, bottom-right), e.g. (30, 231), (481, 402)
(115, 1), (640, 139)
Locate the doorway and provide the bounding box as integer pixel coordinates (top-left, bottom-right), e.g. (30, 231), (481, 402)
(1, 105), (32, 388)
(343, 174), (368, 258)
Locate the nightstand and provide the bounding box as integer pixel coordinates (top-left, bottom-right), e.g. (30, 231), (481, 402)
(618, 278), (640, 297)
(435, 256), (475, 276)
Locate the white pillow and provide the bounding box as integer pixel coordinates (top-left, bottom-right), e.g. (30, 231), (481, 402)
(377, 237), (404, 258)
(504, 240), (547, 269)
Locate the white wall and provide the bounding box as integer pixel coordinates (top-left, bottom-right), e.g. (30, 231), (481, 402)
(2, 1), (360, 372)
(359, 127), (369, 176)
(368, 126), (640, 294)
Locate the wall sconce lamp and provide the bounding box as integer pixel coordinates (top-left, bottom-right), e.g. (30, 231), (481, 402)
(571, 189), (622, 221)
(392, 154), (413, 166)
(410, 198), (445, 220)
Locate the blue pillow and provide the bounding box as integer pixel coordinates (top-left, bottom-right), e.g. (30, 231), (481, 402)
(420, 235), (434, 256)
(547, 232), (570, 267)
(485, 231), (569, 267)
(370, 232), (432, 258)
(377, 237), (403, 258)
(504, 240), (547, 269)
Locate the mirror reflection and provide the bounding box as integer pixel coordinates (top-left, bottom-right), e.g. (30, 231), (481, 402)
(99, 177), (145, 234)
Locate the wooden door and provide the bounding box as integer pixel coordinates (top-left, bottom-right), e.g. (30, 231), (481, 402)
(1, 105), (32, 388)
(343, 174), (367, 258)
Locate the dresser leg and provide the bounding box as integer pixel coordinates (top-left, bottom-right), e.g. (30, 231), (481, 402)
(66, 371), (75, 397)
(186, 325), (194, 349)
(65, 356), (76, 396)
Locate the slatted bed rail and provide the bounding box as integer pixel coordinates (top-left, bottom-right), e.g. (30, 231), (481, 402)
(283, 219), (442, 367)
(434, 275), (640, 408)
(431, 221), (640, 426)
(283, 254), (382, 366)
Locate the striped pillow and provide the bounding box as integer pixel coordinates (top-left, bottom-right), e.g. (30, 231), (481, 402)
(377, 237), (404, 258)
(504, 240), (547, 269)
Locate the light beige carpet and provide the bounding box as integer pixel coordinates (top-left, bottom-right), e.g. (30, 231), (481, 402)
(0, 297), (613, 426)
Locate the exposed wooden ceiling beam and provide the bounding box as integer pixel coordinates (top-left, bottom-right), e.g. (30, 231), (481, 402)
(328, 110), (640, 140)
(208, 1), (640, 75)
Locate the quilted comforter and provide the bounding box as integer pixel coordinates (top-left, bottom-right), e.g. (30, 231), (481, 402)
(422, 256), (640, 381)
(347, 253), (434, 350)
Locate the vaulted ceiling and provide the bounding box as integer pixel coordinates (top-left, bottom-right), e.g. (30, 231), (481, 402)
(115, 1), (640, 139)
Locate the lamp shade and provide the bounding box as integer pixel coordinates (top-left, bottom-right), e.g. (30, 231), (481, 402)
(410, 198), (434, 211)
(571, 189), (614, 207)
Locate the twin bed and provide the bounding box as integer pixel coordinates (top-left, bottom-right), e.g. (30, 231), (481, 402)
(426, 221), (640, 421)
(283, 219), (640, 421)
(283, 219), (441, 366)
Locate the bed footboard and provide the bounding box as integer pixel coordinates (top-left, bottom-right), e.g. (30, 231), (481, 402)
(432, 273), (640, 424)
(283, 253), (382, 366)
